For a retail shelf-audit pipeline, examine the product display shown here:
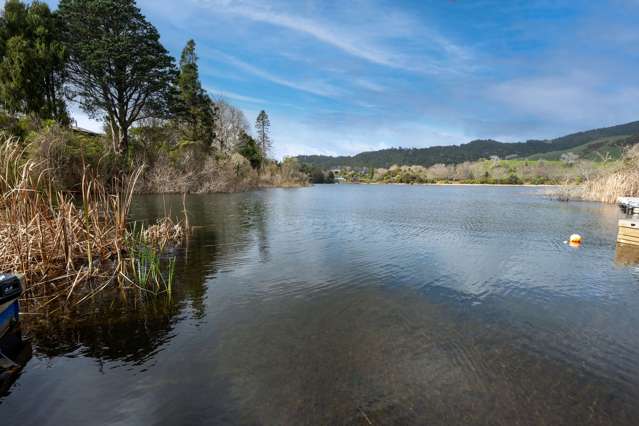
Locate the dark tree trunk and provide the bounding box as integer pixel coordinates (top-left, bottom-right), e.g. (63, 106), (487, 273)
(121, 129), (129, 154)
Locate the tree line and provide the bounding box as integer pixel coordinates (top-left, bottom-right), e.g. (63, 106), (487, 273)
(296, 121), (639, 170)
(0, 0), (273, 169)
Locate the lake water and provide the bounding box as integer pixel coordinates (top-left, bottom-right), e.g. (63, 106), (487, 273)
(2, 185), (639, 425)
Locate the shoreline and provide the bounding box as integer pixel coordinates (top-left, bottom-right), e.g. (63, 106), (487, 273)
(337, 181), (561, 188)
(136, 182), (560, 194)
(134, 181), (562, 195)
(136, 181), (310, 195)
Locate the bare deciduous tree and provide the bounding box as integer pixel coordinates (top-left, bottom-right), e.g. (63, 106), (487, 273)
(428, 163), (450, 180)
(560, 152), (580, 165)
(213, 98), (250, 153)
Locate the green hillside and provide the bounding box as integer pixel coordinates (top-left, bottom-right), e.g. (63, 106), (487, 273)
(527, 134), (639, 161)
(296, 121), (639, 169)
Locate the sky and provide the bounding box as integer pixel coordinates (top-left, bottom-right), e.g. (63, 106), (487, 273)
(40, 0), (639, 158)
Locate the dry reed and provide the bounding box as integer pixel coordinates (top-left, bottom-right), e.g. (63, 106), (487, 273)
(556, 145), (639, 203)
(0, 139), (185, 311)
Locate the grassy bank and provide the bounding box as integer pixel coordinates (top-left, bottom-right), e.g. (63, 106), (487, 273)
(0, 140), (185, 313)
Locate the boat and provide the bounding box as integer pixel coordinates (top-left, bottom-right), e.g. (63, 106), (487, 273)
(0, 274), (31, 396)
(0, 274), (23, 339)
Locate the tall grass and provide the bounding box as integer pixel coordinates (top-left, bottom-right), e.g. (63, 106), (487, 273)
(556, 146), (639, 203)
(0, 139), (185, 311)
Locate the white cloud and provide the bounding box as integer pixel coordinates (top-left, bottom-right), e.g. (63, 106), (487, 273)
(265, 112), (469, 160)
(352, 78), (386, 93)
(207, 86), (268, 104)
(195, 0), (472, 74)
(124, 0), (639, 155)
(490, 74), (639, 128)
(197, 0), (399, 67)
(204, 48), (344, 98)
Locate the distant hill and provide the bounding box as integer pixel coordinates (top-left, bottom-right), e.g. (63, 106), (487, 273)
(295, 121), (639, 169)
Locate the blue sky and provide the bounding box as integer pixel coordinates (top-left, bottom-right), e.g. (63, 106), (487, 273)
(42, 0), (639, 158)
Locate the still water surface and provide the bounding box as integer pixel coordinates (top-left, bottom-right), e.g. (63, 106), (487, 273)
(2, 185), (639, 425)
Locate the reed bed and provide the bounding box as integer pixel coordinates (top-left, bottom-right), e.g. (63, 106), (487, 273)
(555, 145), (639, 203)
(576, 169), (639, 204)
(0, 140), (185, 312)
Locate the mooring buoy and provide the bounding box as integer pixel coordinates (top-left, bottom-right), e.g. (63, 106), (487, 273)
(569, 234), (582, 244)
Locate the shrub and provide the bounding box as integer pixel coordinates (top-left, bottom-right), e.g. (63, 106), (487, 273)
(27, 124), (119, 191)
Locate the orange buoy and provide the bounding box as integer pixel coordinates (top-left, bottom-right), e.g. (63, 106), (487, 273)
(569, 234), (582, 244)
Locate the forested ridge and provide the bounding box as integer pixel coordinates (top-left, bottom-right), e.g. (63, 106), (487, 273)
(296, 120), (639, 169)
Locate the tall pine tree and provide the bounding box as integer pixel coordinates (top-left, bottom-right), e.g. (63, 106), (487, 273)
(255, 110), (271, 158)
(58, 0), (176, 154)
(176, 39), (215, 145)
(0, 0), (68, 122)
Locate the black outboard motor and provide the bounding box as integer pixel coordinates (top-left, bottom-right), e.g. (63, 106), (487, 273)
(0, 274), (22, 305)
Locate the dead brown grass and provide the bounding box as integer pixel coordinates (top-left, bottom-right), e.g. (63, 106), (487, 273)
(556, 146), (639, 203)
(0, 140), (185, 311)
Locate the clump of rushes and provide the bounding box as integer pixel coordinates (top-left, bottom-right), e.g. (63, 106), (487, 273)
(122, 219), (182, 296)
(0, 139), (186, 312)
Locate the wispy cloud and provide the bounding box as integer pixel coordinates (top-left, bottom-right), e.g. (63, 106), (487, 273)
(204, 48), (344, 98)
(81, 0), (639, 156)
(352, 78), (386, 93)
(195, 0), (472, 74)
(197, 0), (399, 67)
(269, 113), (469, 158)
(206, 86), (268, 104)
(488, 73), (639, 137)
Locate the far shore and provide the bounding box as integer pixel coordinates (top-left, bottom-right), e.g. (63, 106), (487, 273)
(334, 181), (561, 188)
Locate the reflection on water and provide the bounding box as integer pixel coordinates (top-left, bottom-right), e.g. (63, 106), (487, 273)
(2, 185), (639, 425)
(215, 288), (638, 424)
(615, 243), (639, 266)
(0, 326), (31, 397)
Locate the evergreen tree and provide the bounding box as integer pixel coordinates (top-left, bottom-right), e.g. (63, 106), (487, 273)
(255, 110), (271, 157)
(176, 39), (215, 144)
(237, 130), (262, 169)
(0, 0), (68, 122)
(58, 0), (177, 154)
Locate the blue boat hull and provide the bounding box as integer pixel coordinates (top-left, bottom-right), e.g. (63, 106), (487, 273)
(0, 300), (19, 338)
